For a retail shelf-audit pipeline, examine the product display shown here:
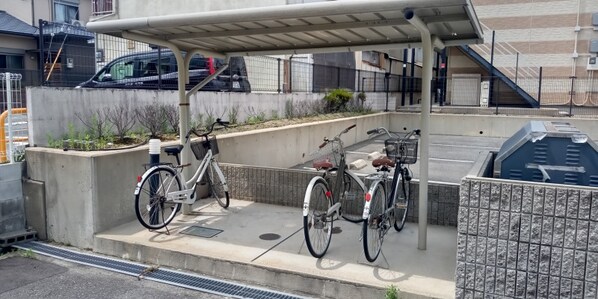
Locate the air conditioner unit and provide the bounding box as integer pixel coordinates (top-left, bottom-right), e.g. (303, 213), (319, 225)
(480, 81), (490, 107)
(70, 20), (83, 27)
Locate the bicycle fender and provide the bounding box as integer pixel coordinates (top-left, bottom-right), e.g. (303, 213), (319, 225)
(134, 165), (177, 196)
(302, 176), (328, 217)
(362, 180), (383, 220)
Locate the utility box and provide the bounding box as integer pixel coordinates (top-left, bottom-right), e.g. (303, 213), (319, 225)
(480, 81), (489, 107)
(494, 121), (598, 186)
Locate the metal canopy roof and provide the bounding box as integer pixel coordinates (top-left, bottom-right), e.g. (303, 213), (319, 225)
(86, 0), (483, 57)
(85, 0), (483, 251)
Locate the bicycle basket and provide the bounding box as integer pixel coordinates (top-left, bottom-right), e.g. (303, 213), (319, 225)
(385, 138), (418, 164)
(190, 137), (219, 160)
(309, 141), (341, 168)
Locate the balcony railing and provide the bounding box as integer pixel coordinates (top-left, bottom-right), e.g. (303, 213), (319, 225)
(92, 0), (113, 16)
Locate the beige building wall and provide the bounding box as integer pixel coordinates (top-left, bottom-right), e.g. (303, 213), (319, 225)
(472, 0), (598, 78)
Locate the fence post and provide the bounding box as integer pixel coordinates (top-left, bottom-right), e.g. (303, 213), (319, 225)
(385, 73), (389, 111)
(337, 66), (341, 89)
(289, 56), (293, 93)
(277, 58), (281, 93)
(489, 30), (496, 107)
(569, 76), (576, 116)
(158, 46), (163, 89)
(537, 67), (543, 106)
(362, 77), (365, 92)
(38, 19), (45, 85)
(410, 48), (415, 105)
(5, 73), (14, 163)
(357, 69), (361, 92)
(401, 49), (407, 106)
(373, 72), (376, 92)
(515, 52), (519, 86)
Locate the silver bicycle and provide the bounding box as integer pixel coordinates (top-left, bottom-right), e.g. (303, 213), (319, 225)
(134, 119), (230, 230)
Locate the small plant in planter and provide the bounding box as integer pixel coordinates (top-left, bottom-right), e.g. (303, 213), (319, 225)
(357, 91), (367, 106)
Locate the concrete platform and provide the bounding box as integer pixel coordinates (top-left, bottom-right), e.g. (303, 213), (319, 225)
(94, 198), (457, 299)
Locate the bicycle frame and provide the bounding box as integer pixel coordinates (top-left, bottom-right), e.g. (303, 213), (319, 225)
(302, 125), (366, 218)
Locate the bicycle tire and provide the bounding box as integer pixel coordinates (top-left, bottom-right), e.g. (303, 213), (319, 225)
(340, 172), (365, 223)
(134, 166), (182, 230)
(207, 161), (230, 208)
(363, 181), (386, 262)
(303, 178), (333, 258)
(393, 168), (410, 232)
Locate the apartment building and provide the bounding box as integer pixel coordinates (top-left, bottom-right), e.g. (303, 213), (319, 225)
(447, 0), (598, 106)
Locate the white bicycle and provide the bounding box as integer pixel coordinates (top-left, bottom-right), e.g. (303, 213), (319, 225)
(134, 119), (230, 230)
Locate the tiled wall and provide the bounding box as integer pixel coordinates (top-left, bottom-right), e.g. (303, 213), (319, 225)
(221, 163), (460, 226)
(456, 178), (598, 298)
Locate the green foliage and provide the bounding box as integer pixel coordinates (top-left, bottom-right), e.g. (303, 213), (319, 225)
(270, 110), (279, 120)
(284, 99), (295, 119)
(228, 104), (240, 125)
(245, 106), (266, 125)
(323, 88), (353, 112)
(19, 248), (35, 259)
(385, 285), (400, 299)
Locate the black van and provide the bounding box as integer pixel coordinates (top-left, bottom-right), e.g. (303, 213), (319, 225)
(76, 50), (251, 92)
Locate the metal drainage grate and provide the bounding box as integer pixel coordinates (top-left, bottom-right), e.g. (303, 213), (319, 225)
(14, 241), (306, 299)
(180, 226), (223, 238)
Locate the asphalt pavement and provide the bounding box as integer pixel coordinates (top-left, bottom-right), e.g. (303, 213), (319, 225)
(0, 251), (228, 299)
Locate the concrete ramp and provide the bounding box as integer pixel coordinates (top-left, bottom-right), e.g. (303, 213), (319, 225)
(94, 199), (457, 299)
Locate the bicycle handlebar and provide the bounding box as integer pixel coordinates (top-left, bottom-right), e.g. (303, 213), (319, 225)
(318, 124), (356, 148)
(367, 127), (420, 140)
(185, 118), (229, 142)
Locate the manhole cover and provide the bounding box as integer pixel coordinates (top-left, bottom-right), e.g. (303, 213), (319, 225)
(180, 226), (223, 238)
(331, 227), (342, 234)
(259, 233), (281, 240)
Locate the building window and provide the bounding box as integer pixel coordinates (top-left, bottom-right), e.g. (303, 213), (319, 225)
(362, 51), (381, 67)
(54, 0), (79, 23)
(0, 54), (25, 69)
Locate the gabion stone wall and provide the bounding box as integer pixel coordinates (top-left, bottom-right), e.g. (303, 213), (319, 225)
(456, 178), (598, 298)
(221, 163), (460, 226)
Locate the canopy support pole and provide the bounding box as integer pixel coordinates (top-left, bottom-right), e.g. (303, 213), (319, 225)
(122, 32), (193, 214)
(405, 10), (444, 250)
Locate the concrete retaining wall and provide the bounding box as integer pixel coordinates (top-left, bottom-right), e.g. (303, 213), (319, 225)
(24, 114), (388, 248)
(456, 176), (598, 298)
(0, 162), (25, 235)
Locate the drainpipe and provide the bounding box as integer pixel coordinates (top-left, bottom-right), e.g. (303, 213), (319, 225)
(572, 0), (581, 77)
(405, 9), (444, 250)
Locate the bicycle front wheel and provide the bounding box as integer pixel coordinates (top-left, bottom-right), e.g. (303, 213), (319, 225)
(134, 166), (182, 230)
(394, 170), (410, 232)
(207, 161), (230, 208)
(363, 181), (386, 262)
(303, 178), (333, 258)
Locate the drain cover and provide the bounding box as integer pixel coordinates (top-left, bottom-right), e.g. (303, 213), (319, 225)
(180, 226), (223, 238)
(259, 233), (281, 240)
(331, 227), (342, 234)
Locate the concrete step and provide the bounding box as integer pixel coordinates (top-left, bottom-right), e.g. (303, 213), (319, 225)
(93, 199), (457, 299)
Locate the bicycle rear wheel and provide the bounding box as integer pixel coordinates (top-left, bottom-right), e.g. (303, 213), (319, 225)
(363, 181), (386, 262)
(134, 166), (182, 230)
(339, 172), (366, 223)
(207, 161), (230, 208)
(303, 178), (333, 258)
(393, 169), (410, 231)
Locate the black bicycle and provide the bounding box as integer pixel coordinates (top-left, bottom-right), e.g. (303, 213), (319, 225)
(362, 127), (419, 262)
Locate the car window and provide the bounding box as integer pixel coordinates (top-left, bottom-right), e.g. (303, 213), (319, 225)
(96, 58), (135, 81)
(189, 55), (207, 70)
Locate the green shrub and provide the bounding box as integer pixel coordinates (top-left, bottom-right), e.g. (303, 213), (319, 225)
(323, 88), (353, 112)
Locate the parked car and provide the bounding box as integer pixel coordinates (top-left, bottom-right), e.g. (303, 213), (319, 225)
(76, 50), (251, 92)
